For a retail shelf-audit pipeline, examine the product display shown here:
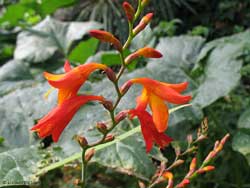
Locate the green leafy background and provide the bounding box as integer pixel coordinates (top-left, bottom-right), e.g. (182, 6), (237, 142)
(0, 0), (250, 187)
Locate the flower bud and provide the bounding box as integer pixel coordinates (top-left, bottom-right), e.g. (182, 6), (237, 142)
(85, 148), (95, 162)
(115, 110), (128, 123)
(196, 166), (215, 174)
(174, 146), (181, 156)
(141, 0), (150, 7)
(120, 81), (133, 95)
(220, 133), (230, 145)
(96, 122), (108, 134)
(105, 67), (116, 82)
(203, 151), (216, 163)
(163, 171), (173, 180)
(163, 172), (174, 188)
(189, 157), (197, 172)
(125, 47), (162, 64)
(187, 134), (193, 145)
(74, 135), (88, 148)
(89, 30), (122, 52)
(104, 134), (115, 142)
(102, 100), (113, 111)
(195, 134), (207, 143)
(123, 2), (135, 22)
(133, 13), (153, 36)
(171, 159), (184, 169)
(177, 179), (190, 188)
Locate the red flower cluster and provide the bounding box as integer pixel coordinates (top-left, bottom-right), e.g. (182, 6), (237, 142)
(123, 78), (191, 152)
(31, 61), (108, 141)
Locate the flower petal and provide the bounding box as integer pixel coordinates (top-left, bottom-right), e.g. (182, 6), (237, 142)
(163, 81), (188, 93)
(149, 94), (169, 132)
(64, 60), (72, 72)
(135, 88), (149, 111)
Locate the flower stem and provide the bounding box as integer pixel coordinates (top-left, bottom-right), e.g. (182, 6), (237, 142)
(81, 148), (87, 188)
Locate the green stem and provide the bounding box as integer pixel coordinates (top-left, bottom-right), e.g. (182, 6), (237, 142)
(81, 149), (87, 188)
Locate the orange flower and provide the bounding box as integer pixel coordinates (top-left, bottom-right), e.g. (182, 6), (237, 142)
(31, 95), (104, 142)
(44, 62), (107, 104)
(129, 109), (172, 153)
(125, 78), (191, 132)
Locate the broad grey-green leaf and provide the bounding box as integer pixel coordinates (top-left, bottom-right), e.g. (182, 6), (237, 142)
(0, 60), (32, 81)
(0, 35), (205, 185)
(14, 17), (102, 63)
(238, 109), (250, 130)
(232, 131), (250, 165)
(192, 31), (250, 108)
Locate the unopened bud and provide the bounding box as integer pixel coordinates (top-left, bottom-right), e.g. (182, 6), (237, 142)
(204, 151), (216, 163)
(189, 157), (197, 172)
(75, 135), (88, 148)
(195, 134), (207, 143)
(125, 47), (162, 64)
(220, 133), (230, 145)
(120, 81), (133, 95)
(163, 172), (174, 188)
(123, 2), (135, 22)
(115, 110), (128, 123)
(102, 100), (113, 111)
(89, 30), (122, 52)
(163, 171), (173, 180)
(104, 134), (115, 142)
(197, 166), (215, 174)
(85, 148), (95, 162)
(133, 13), (153, 36)
(141, 0), (150, 7)
(187, 134), (193, 144)
(174, 146), (181, 156)
(96, 122), (108, 134)
(214, 143), (223, 153)
(177, 179), (190, 188)
(213, 140), (220, 151)
(105, 67), (116, 82)
(171, 159), (184, 169)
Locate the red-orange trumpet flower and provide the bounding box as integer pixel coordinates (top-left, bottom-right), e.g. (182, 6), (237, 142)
(31, 95), (104, 142)
(129, 109), (172, 152)
(123, 78), (191, 133)
(44, 61), (108, 104)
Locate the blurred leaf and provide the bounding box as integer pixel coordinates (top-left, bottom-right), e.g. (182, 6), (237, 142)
(192, 31), (250, 108)
(101, 52), (121, 66)
(0, 0), (77, 27)
(238, 109), (250, 133)
(38, 0), (77, 16)
(68, 38), (99, 64)
(0, 59), (32, 81)
(14, 17), (102, 63)
(232, 131), (250, 165)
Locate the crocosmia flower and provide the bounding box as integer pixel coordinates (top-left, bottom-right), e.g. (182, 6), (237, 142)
(31, 95), (104, 142)
(129, 109), (172, 153)
(125, 78), (191, 133)
(44, 62), (107, 104)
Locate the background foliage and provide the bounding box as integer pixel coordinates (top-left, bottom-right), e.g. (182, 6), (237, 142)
(0, 0), (250, 187)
